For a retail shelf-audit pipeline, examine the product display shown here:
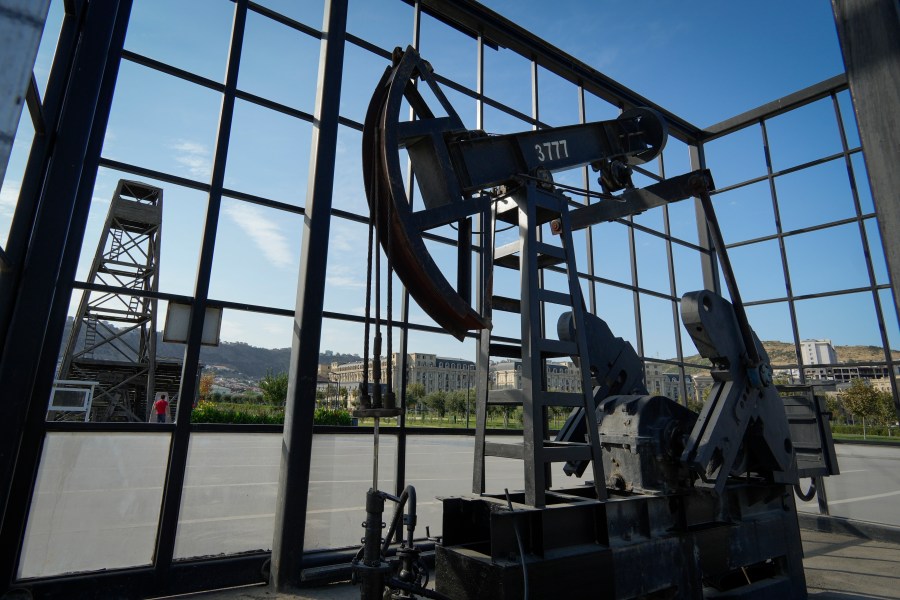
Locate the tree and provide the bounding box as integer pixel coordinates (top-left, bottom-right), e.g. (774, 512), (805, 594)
(841, 378), (882, 439)
(406, 383), (426, 415)
(259, 369), (289, 406)
(198, 372), (215, 401)
(423, 390), (448, 419)
(447, 390), (467, 418)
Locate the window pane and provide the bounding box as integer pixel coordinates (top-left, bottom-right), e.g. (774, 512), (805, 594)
(174, 433), (281, 559)
(19, 432), (170, 578)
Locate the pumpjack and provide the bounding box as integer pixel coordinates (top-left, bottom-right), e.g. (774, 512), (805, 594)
(352, 47), (838, 600)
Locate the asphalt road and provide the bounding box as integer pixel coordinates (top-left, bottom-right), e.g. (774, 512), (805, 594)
(17, 433), (900, 580)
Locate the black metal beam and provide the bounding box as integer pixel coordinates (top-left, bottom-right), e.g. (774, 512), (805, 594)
(418, 0), (703, 144)
(701, 74), (848, 142)
(152, 0), (248, 580)
(0, 0), (133, 589)
(832, 0), (900, 419)
(270, 0), (348, 591)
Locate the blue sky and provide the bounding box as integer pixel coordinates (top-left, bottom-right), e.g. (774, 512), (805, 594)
(2, 0), (897, 364)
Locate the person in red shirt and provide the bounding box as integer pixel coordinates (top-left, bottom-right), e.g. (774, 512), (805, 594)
(153, 393), (169, 423)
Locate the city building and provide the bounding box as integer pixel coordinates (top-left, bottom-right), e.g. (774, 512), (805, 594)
(330, 352), (476, 397)
(645, 363), (695, 405)
(491, 360), (581, 391)
(801, 339), (838, 379)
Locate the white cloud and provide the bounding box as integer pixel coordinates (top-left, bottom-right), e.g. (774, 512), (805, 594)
(223, 203), (294, 269)
(170, 139), (212, 179)
(0, 180), (20, 216)
(326, 263), (365, 289)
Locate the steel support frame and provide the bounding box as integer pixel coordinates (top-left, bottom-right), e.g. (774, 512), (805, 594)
(832, 0), (900, 419)
(0, 0), (134, 591)
(270, 0), (348, 590)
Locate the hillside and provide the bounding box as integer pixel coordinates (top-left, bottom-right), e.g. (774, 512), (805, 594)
(59, 318), (360, 380)
(669, 340), (900, 375)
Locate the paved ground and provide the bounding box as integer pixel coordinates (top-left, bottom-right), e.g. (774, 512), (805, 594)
(174, 527), (900, 599)
(20, 433), (900, 596)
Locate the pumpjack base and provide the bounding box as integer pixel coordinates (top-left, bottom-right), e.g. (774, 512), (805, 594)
(435, 484), (807, 599)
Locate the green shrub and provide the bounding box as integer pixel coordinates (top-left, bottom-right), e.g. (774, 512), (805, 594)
(192, 400), (283, 424)
(314, 408), (353, 426)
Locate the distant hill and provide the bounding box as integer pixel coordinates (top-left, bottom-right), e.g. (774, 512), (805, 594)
(60, 318), (897, 381)
(59, 318), (360, 381)
(667, 340), (900, 375)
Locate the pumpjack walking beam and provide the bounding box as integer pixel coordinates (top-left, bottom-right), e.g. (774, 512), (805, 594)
(473, 182), (606, 506)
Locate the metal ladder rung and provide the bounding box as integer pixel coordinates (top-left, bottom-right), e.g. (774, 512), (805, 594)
(484, 441), (524, 459)
(533, 242), (565, 260)
(487, 389), (524, 405)
(539, 339), (577, 357)
(489, 342), (522, 359)
(540, 443), (593, 463)
(491, 295), (521, 313)
(538, 289), (572, 306)
(540, 391), (588, 407)
(494, 241), (520, 260)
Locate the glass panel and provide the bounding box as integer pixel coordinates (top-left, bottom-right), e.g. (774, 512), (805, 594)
(238, 10), (320, 114)
(104, 62), (222, 184)
(775, 159), (855, 233)
(1, 111), (34, 245)
(209, 200), (303, 310)
(174, 433), (281, 559)
(483, 46), (532, 117)
(305, 433), (396, 550)
(125, 0), (233, 83)
(712, 180), (775, 244)
(249, 0), (323, 30)
(639, 294), (677, 360)
(592, 220), (632, 285)
(667, 196), (700, 246)
(340, 43), (390, 125)
(785, 224), (869, 297)
(75, 167), (207, 296)
(595, 283), (636, 347)
(348, 0), (412, 52)
(794, 293), (881, 348)
(703, 125), (765, 189)
(672, 243), (704, 297)
(536, 66), (578, 127)
(224, 100), (313, 205)
(728, 239), (786, 302)
(634, 230), (670, 295)
(744, 302), (797, 364)
(765, 98), (842, 172)
(418, 12), (476, 92)
(19, 432), (170, 578)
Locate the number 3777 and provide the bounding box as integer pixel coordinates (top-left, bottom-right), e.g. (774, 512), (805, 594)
(534, 139), (568, 162)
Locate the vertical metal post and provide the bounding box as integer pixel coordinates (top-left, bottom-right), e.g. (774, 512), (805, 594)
(270, 0), (347, 590)
(153, 0), (247, 576)
(0, 0), (132, 586)
(0, 0), (50, 185)
(759, 120), (804, 382)
(832, 92), (900, 417)
(832, 0), (900, 419)
(578, 85), (597, 315)
(688, 144), (720, 296)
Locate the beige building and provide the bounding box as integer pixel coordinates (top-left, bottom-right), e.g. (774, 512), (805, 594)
(491, 360), (581, 392)
(330, 352), (475, 397)
(645, 363), (695, 405)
